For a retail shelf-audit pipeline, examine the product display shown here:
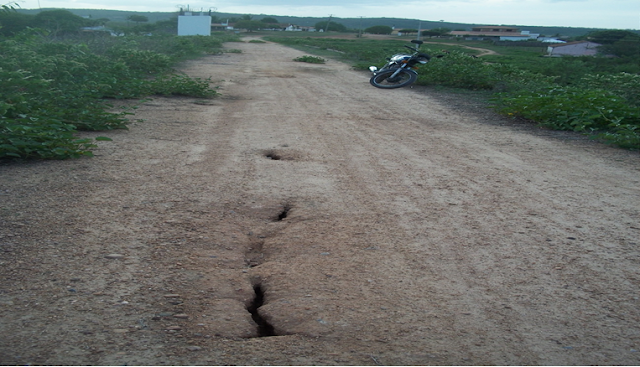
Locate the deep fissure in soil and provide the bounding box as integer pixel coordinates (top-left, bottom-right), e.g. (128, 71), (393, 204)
(276, 206), (290, 221)
(265, 152), (282, 160)
(247, 284), (276, 337)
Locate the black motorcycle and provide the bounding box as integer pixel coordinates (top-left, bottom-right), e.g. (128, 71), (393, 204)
(369, 40), (431, 89)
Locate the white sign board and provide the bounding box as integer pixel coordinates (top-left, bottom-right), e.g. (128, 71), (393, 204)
(178, 15), (212, 36)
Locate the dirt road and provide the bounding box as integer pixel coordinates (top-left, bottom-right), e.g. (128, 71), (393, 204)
(1, 39), (639, 365)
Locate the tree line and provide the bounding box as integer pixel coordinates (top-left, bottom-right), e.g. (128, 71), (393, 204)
(0, 8), (182, 36)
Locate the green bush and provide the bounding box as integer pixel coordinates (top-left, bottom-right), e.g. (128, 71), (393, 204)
(493, 86), (640, 149)
(149, 75), (218, 97)
(294, 55), (326, 64)
(577, 73), (640, 107)
(495, 87), (638, 130)
(364, 25), (393, 35)
(416, 50), (640, 149)
(107, 47), (173, 72)
(0, 32), (236, 160)
(597, 123), (640, 150)
(0, 117), (108, 159)
(417, 51), (499, 90)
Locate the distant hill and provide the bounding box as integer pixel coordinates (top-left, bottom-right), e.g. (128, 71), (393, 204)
(18, 8), (608, 37)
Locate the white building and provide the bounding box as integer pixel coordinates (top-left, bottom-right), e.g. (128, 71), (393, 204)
(178, 12), (211, 36)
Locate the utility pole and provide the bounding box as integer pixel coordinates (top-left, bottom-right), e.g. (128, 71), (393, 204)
(417, 20), (422, 40)
(325, 14), (333, 32)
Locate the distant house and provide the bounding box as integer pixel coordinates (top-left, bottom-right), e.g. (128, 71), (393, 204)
(211, 21), (233, 31)
(450, 26), (539, 41)
(285, 24), (302, 31)
(547, 41), (601, 57)
(283, 25), (315, 32)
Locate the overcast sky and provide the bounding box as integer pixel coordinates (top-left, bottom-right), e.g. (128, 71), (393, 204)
(17, 0), (640, 29)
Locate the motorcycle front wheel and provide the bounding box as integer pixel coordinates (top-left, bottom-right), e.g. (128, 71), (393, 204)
(370, 68), (417, 89)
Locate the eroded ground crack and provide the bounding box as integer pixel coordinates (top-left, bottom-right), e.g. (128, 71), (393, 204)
(276, 204), (291, 221)
(247, 282), (276, 337)
(264, 150), (282, 160)
(242, 202), (295, 337)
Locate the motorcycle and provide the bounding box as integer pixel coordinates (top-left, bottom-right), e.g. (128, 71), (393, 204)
(369, 40), (432, 89)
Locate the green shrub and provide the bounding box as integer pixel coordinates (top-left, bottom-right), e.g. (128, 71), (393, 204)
(577, 73), (640, 107)
(418, 51), (499, 90)
(107, 47), (172, 73)
(149, 75), (218, 97)
(0, 32), (233, 160)
(294, 55), (326, 64)
(364, 25), (393, 35)
(492, 74), (640, 149)
(0, 118), (105, 159)
(596, 123), (640, 150)
(494, 86), (640, 135)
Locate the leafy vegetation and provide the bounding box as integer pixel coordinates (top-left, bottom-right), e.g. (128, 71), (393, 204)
(493, 75), (640, 149)
(314, 21), (347, 32)
(127, 14), (148, 24)
(1, 29), (238, 160)
(1, 2), (17, 13)
(420, 28), (452, 37)
(260, 17), (279, 24)
(364, 25), (393, 35)
(293, 55), (326, 64)
(234, 20), (268, 32)
(266, 34), (640, 149)
(2, 8), (184, 36)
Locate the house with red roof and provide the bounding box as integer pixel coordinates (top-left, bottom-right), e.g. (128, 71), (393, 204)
(450, 26), (539, 41)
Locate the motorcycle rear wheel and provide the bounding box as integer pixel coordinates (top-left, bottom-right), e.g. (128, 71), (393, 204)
(370, 68), (417, 89)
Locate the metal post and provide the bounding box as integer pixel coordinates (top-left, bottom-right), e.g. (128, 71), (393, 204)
(325, 14), (333, 32)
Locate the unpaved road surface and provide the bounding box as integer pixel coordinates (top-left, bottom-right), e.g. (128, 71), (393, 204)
(1, 39), (640, 366)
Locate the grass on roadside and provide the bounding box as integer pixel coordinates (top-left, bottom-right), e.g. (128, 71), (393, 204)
(1, 32), (241, 160)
